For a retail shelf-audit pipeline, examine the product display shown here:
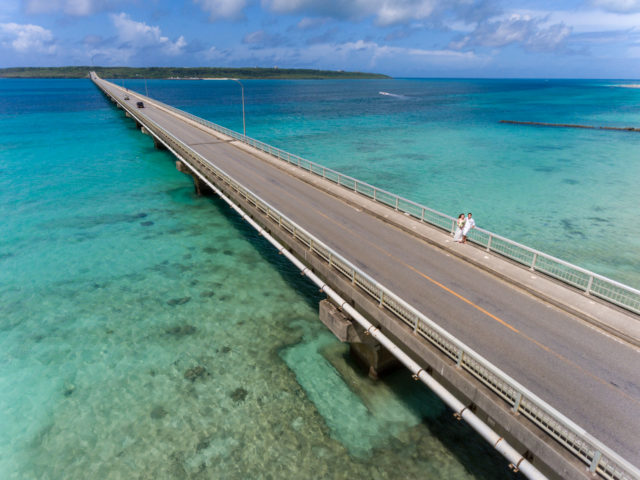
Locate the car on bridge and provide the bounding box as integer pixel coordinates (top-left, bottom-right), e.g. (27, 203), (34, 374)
(136, 101), (144, 108)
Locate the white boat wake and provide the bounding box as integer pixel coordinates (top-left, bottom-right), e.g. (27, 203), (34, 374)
(379, 91), (408, 99)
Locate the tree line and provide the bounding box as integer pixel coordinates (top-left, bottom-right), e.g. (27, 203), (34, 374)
(0, 66), (390, 80)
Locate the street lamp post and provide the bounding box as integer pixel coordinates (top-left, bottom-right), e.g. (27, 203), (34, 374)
(229, 78), (245, 137)
(136, 74), (149, 97)
(211, 77), (246, 137)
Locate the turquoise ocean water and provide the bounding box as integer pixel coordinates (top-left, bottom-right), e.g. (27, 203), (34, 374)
(1, 77), (638, 479)
(140, 77), (640, 287)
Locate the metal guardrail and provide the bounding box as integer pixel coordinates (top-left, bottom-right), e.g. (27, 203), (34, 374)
(144, 98), (640, 316)
(95, 77), (640, 480)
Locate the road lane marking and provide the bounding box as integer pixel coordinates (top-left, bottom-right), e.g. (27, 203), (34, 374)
(262, 184), (640, 403)
(111, 85), (639, 404)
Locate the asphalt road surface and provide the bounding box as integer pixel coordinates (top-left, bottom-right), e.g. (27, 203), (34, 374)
(97, 78), (640, 467)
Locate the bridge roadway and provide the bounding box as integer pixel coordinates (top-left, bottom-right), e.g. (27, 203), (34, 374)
(96, 78), (640, 471)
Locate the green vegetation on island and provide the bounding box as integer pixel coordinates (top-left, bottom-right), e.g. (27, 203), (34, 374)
(0, 66), (390, 80)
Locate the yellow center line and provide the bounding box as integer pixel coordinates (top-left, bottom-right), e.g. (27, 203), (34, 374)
(261, 187), (638, 402)
(403, 262), (521, 333)
(118, 81), (637, 403)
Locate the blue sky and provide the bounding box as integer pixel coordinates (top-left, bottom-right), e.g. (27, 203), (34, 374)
(1, 0), (639, 77)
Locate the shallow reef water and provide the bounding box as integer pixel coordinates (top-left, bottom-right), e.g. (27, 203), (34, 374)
(2, 77), (638, 478)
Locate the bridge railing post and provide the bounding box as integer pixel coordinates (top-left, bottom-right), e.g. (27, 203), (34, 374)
(589, 451), (602, 474)
(512, 392), (522, 413)
(456, 349), (464, 367)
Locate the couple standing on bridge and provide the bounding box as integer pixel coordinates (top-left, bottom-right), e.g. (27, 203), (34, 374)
(453, 213), (475, 243)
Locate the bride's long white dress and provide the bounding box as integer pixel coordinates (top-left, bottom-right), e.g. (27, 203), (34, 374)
(453, 222), (464, 242)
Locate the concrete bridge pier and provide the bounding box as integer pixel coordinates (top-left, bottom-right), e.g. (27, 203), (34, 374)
(139, 126), (165, 150)
(176, 160), (213, 196)
(152, 136), (166, 150)
(140, 125), (166, 150)
(319, 299), (399, 379)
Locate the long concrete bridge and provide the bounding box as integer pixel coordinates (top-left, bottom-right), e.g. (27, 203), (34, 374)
(91, 73), (640, 480)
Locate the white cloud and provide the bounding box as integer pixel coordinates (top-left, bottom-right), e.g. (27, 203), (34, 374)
(591, 0), (640, 13)
(242, 29), (288, 47)
(86, 46), (131, 64)
(78, 14), (189, 65)
(525, 22), (572, 51)
(203, 45), (222, 60)
(165, 35), (187, 55)
(0, 22), (56, 53)
(83, 34), (102, 45)
(297, 16), (329, 29)
(244, 30), (266, 44)
(344, 40), (480, 67)
(504, 4), (640, 40)
(193, 0), (247, 20)
(265, 0), (445, 26)
(24, 0), (121, 16)
(213, 37), (481, 72)
(110, 12), (186, 56)
(451, 14), (571, 52)
(532, 9), (640, 33)
(374, 0), (439, 25)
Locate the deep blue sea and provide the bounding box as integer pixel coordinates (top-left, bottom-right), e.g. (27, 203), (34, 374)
(1, 77), (638, 479)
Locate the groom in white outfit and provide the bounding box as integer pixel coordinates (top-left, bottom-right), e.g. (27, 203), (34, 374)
(462, 212), (475, 243)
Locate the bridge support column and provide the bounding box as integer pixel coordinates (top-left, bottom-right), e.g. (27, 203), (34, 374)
(319, 299), (399, 379)
(152, 136), (166, 150)
(140, 126), (165, 150)
(175, 161), (213, 196)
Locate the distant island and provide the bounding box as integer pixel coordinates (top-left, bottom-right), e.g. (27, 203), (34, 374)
(0, 66), (390, 80)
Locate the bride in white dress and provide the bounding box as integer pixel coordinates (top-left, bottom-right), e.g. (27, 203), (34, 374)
(453, 213), (465, 242)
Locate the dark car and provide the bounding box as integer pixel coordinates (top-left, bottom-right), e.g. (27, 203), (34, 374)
(136, 101), (144, 108)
